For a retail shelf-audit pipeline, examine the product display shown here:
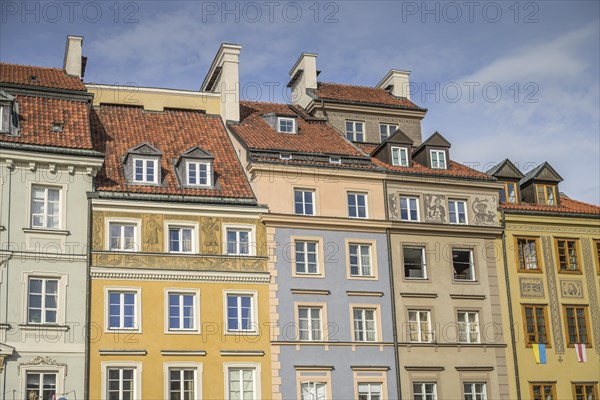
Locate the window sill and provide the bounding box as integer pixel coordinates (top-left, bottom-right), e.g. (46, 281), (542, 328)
(104, 328), (142, 334)
(22, 228), (70, 236)
(19, 324), (69, 331)
(165, 330), (201, 335)
(224, 330), (259, 336)
(453, 279), (479, 284)
(558, 270), (582, 275)
(348, 275), (378, 280)
(517, 269), (543, 274)
(525, 343), (552, 349)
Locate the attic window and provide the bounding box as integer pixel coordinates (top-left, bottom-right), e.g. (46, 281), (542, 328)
(329, 156), (341, 164)
(51, 123), (64, 133)
(28, 75), (38, 82)
(133, 157), (158, 184)
(186, 160), (212, 187)
(536, 184), (557, 206)
(280, 153), (293, 160)
(278, 117), (296, 133)
(391, 146), (409, 167)
(430, 150), (447, 169)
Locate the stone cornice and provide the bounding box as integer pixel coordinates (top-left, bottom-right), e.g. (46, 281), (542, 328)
(90, 267), (270, 284)
(259, 213), (391, 233)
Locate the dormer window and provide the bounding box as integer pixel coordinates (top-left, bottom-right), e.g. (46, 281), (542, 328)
(0, 91), (19, 135)
(133, 157), (158, 183)
(187, 161), (212, 186)
(278, 117), (296, 133)
(500, 182), (518, 203)
(329, 156), (341, 164)
(391, 147), (409, 167)
(430, 150), (447, 169)
(536, 184), (557, 205)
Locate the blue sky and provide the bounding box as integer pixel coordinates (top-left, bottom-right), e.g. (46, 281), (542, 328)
(2, 1), (599, 204)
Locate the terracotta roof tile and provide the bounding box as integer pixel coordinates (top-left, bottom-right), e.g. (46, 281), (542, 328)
(0, 95), (93, 150)
(501, 197), (600, 215)
(372, 158), (494, 180)
(0, 63), (86, 91)
(310, 82), (425, 110)
(91, 105), (254, 199)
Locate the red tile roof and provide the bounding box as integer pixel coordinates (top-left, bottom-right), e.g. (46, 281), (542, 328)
(0, 63), (86, 91)
(0, 95), (94, 150)
(310, 82), (425, 110)
(91, 105), (254, 199)
(231, 101), (367, 157)
(372, 158), (494, 180)
(501, 197), (600, 216)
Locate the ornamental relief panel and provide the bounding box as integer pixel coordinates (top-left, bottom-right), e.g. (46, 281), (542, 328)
(471, 197), (498, 226)
(519, 277), (545, 298)
(424, 194), (446, 223)
(559, 279), (584, 298)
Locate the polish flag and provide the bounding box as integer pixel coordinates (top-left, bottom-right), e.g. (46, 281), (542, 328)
(575, 343), (587, 362)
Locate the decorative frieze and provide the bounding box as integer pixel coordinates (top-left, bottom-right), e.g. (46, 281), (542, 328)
(519, 277), (545, 298)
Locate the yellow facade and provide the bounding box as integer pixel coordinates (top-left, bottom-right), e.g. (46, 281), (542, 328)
(499, 213), (600, 399)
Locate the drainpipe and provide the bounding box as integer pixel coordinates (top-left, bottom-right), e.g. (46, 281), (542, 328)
(501, 209), (521, 400)
(84, 195), (92, 400)
(2, 164), (13, 400)
(384, 179), (402, 399)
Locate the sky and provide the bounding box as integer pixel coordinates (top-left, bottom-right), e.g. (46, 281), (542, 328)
(1, 0), (599, 204)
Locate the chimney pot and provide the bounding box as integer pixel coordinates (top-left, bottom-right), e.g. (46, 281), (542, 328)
(63, 35), (84, 78)
(377, 69), (411, 100)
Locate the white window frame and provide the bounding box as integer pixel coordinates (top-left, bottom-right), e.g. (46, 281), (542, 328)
(26, 277), (59, 324)
(329, 156), (341, 164)
(30, 184), (62, 230)
(298, 306), (323, 341)
(164, 288), (201, 334)
(352, 307), (377, 342)
(21, 271), (67, 326)
(223, 224), (256, 256)
(295, 240), (320, 275)
(413, 382), (437, 400)
(102, 361), (142, 400)
(224, 363), (261, 400)
(223, 290), (258, 335)
(186, 160), (212, 187)
(163, 362), (202, 400)
(133, 156), (159, 183)
(347, 192), (368, 219)
(104, 286), (142, 333)
(278, 117), (296, 133)
(448, 199), (468, 225)
(301, 381), (328, 400)
(464, 382), (487, 400)
(280, 153), (293, 160)
(106, 218), (141, 252)
(165, 223), (198, 254)
(403, 246), (427, 280)
(379, 123), (398, 141)
(408, 310), (433, 343)
(458, 311), (481, 343)
(391, 146), (409, 167)
(399, 196), (420, 221)
(430, 150), (447, 169)
(349, 243), (373, 277)
(345, 120), (365, 142)
(452, 248), (476, 281)
(20, 365), (66, 400)
(358, 382), (383, 400)
(294, 189), (316, 216)
(0, 105), (4, 129)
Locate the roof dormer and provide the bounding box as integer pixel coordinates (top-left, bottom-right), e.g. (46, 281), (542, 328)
(487, 159), (524, 204)
(519, 162), (563, 206)
(175, 146), (215, 188)
(0, 90), (19, 136)
(412, 131), (451, 170)
(371, 128), (414, 167)
(262, 112), (298, 134)
(124, 143), (162, 185)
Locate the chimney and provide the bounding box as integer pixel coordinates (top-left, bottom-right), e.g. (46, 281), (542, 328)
(201, 43), (242, 123)
(288, 53), (318, 109)
(63, 35), (85, 78)
(377, 69), (411, 100)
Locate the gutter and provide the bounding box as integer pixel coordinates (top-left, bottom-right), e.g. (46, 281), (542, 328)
(0, 141), (104, 158)
(90, 191), (258, 206)
(503, 208), (600, 219)
(501, 209), (522, 400)
(84, 195), (92, 400)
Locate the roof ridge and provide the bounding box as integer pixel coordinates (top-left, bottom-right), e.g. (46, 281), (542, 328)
(318, 81), (385, 91)
(240, 99), (291, 106)
(0, 62), (67, 72)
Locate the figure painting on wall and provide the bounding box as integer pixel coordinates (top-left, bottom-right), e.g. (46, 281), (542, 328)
(425, 194), (446, 223)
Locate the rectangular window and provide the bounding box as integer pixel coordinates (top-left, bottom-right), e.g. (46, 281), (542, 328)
(294, 190), (315, 215)
(536, 184), (557, 205)
(298, 306), (322, 341)
(348, 192), (368, 218)
(108, 291), (137, 330)
(358, 382), (382, 400)
(403, 246), (426, 279)
(400, 197), (419, 221)
(168, 368), (196, 400)
(28, 278), (58, 324)
(133, 158), (157, 183)
(414, 383), (437, 400)
(107, 368), (135, 400)
(573, 384), (597, 400)
(523, 305), (549, 345)
(187, 161), (211, 186)
(556, 239), (579, 272)
(379, 123), (398, 142)
(564, 306), (590, 346)
(516, 237), (539, 271)
(391, 146), (409, 167)
(228, 368), (255, 400)
(278, 117), (296, 133)
(109, 223), (137, 251)
(349, 244), (372, 277)
(464, 382), (487, 400)
(430, 150), (446, 169)
(595, 240), (600, 274)
(226, 294), (254, 332)
(31, 185), (60, 229)
(531, 383), (556, 400)
(226, 229), (250, 255)
(168, 293), (196, 331)
(500, 182), (518, 203)
(301, 382), (327, 400)
(449, 200), (467, 224)
(346, 120), (365, 142)
(26, 372), (56, 400)
(169, 227), (194, 253)
(295, 241), (319, 275)
(408, 310), (432, 342)
(452, 249), (475, 281)
(353, 308), (376, 342)
(458, 311), (480, 343)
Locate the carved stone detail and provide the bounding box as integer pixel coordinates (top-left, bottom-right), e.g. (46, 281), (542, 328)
(560, 280), (583, 298)
(388, 192), (399, 221)
(18, 356), (68, 374)
(519, 277), (545, 298)
(542, 235), (564, 354)
(581, 238), (600, 354)
(92, 212), (104, 250)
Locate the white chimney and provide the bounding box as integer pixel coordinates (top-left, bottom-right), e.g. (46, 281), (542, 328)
(63, 35), (84, 78)
(201, 43), (241, 123)
(288, 53), (318, 109)
(377, 69), (411, 100)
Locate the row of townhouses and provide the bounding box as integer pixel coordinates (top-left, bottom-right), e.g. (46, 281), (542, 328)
(0, 36), (598, 400)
